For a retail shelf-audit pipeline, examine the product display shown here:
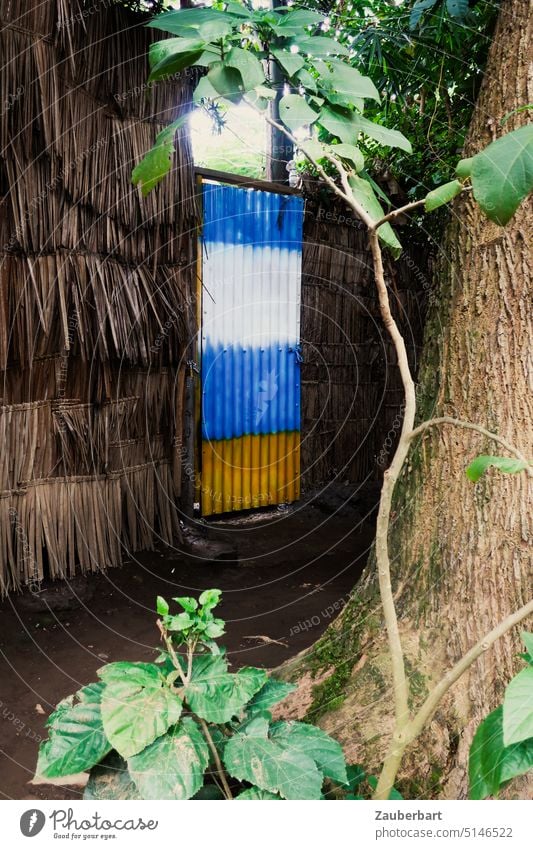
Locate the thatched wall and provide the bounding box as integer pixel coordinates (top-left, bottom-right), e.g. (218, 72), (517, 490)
(0, 0), (197, 593)
(301, 199), (428, 489)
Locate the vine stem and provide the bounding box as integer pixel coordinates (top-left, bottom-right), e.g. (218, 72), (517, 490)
(198, 717), (234, 800)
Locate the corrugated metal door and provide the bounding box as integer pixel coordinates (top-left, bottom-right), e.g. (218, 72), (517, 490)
(199, 180), (304, 515)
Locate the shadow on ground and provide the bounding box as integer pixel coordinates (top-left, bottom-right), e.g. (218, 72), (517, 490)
(0, 483), (378, 800)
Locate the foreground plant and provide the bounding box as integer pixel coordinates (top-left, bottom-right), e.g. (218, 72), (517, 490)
(132, 2), (533, 800)
(36, 591), (351, 800)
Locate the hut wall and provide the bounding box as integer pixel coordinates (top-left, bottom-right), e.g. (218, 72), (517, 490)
(300, 200), (429, 489)
(0, 0), (197, 594)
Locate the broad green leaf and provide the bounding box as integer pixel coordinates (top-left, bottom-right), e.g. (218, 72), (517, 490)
(207, 64), (244, 102)
(409, 0), (438, 30)
(465, 455), (528, 483)
(456, 157), (473, 178)
(279, 94), (318, 131)
(173, 596), (198, 612)
(353, 115), (412, 153)
(199, 588), (222, 610)
(236, 787), (281, 800)
(148, 40), (206, 82)
(199, 18), (233, 41)
(469, 707), (505, 799)
(166, 612), (194, 631)
(271, 48), (305, 78)
(348, 174), (403, 258)
(314, 59), (380, 104)
(274, 9), (325, 34)
(156, 596), (169, 616)
(469, 705), (533, 799)
(247, 678), (297, 713)
(503, 666), (533, 745)
(97, 662), (163, 686)
(147, 8), (234, 37)
(346, 763), (366, 790)
(223, 724), (324, 799)
(128, 718), (209, 800)
(184, 655), (267, 723)
(132, 116), (187, 196)
(36, 683), (111, 779)
(330, 143), (364, 172)
(294, 36), (349, 57)
(101, 671), (182, 759)
(470, 125), (533, 225)
(193, 75), (219, 103)
(224, 2), (253, 19)
(500, 736), (533, 783)
(270, 720), (348, 784)
(296, 67), (318, 94)
(424, 179), (463, 211)
(318, 104), (359, 144)
(226, 47), (265, 91)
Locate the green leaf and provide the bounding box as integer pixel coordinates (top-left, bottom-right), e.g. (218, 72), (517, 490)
(100, 669), (182, 759)
(199, 589), (222, 611)
(279, 94), (318, 132)
(166, 612), (194, 631)
(207, 64), (244, 102)
(470, 125), (533, 225)
(173, 596), (198, 613)
(226, 47), (265, 91)
(469, 705), (533, 799)
(247, 678), (297, 713)
(346, 763), (366, 790)
(353, 115), (412, 153)
(156, 596), (169, 616)
(193, 76), (218, 104)
(456, 157), (473, 179)
(469, 707), (504, 799)
(275, 9), (325, 34)
(329, 143), (364, 172)
(36, 683), (111, 779)
(503, 666), (533, 746)
(465, 455), (528, 483)
(199, 18), (233, 41)
(269, 721), (348, 784)
(224, 722), (324, 799)
(424, 179), (463, 211)
(299, 138), (327, 163)
(184, 655), (267, 723)
(148, 41), (206, 82)
(236, 787), (281, 800)
(296, 67), (318, 94)
(147, 8), (233, 37)
(271, 48), (305, 78)
(318, 104), (359, 144)
(409, 0), (438, 30)
(294, 36), (349, 58)
(128, 718), (209, 800)
(132, 116), (187, 196)
(314, 59), (380, 104)
(97, 662), (163, 686)
(348, 174), (403, 258)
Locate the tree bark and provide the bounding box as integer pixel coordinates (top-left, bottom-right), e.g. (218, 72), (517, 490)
(279, 0), (532, 798)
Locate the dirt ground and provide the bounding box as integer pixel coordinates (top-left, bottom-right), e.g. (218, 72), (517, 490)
(0, 484), (378, 800)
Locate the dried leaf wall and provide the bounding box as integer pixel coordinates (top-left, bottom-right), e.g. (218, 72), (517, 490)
(0, 0), (197, 594)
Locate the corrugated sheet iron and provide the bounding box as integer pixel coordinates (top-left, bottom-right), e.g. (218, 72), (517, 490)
(199, 180), (304, 515)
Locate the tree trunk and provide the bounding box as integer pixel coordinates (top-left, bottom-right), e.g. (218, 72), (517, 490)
(279, 0), (532, 798)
